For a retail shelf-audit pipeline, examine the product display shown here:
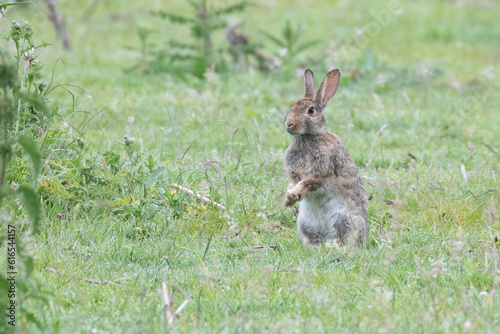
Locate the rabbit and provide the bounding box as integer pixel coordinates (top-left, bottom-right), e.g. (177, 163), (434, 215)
(283, 68), (369, 247)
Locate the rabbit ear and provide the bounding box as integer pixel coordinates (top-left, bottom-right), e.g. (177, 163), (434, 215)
(315, 69), (341, 109)
(304, 69), (315, 100)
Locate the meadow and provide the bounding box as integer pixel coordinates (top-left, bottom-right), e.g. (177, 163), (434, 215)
(0, 0), (499, 332)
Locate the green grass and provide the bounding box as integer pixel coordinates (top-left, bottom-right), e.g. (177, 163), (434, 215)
(1, 0), (500, 332)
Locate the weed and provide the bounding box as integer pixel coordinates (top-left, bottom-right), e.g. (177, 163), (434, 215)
(0, 19), (51, 331)
(261, 19), (320, 66)
(151, 0), (251, 77)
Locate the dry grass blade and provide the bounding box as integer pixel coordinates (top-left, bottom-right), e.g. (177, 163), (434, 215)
(170, 183), (226, 212)
(44, 267), (59, 274)
(408, 152), (418, 161)
(83, 278), (124, 285)
(460, 164), (468, 181)
(241, 245), (278, 252)
(173, 299), (190, 317)
(252, 245), (278, 250)
(159, 282), (173, 321)
(158, 281), (191, 324)
(83, 278), (100, 284)
(377, 124), (388, 136)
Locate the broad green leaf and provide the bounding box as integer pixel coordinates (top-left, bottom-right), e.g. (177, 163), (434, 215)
(17, 135), (41, 179)
(17, 185), (40, 233)
(103, 151), (120, 166)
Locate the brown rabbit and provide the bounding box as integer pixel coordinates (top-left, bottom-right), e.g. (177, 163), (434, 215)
(284, 69), (369, 247)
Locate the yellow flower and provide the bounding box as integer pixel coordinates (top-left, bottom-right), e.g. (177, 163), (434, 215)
(113, 196), (138, 208)
(186, 205), (199, 216)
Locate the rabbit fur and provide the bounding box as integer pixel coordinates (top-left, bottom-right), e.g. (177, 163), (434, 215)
(284, 68), (369, 247)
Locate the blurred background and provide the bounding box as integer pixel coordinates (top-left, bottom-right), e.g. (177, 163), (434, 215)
(1, 0), (498, 165)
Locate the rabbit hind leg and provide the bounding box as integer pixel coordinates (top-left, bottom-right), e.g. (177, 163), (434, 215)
(298, 224), (322, 247)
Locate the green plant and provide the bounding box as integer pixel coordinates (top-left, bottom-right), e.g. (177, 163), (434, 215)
(261, 19), (320, 64)
(129, 23), (154, 75)
(0, 20), (51, 331)
(152, 0), (250, 77)
(0, 20), (49, 229)
(3, 20), (51, 136)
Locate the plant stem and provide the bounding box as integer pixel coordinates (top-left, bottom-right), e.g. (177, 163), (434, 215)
(200, 0), (212, 56)
(0, 87), (10, 206)
(14, 39), (23, 136)
(379, 133), (385, 167)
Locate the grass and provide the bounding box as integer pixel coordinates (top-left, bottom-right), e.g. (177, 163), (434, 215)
(1, 0), (499, 332)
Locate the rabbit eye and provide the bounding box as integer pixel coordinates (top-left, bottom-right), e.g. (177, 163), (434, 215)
(307, 107), (315, 115)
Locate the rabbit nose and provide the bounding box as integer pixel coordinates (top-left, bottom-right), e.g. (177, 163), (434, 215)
(286, 122), (295, 128)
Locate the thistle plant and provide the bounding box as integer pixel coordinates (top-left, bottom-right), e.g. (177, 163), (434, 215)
(4, 21), (51, 135)
(0, 19), (51, 331)
(0, 21), (47, 216)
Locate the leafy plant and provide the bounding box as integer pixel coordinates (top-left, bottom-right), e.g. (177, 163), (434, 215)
(0, 20), (52, 331)
(261, 19), (320, 64)
(128, 23), (154, 75)
(0, 21), (48, 229)
(3, 20), (52, 136)
(151, 0), (250, 77)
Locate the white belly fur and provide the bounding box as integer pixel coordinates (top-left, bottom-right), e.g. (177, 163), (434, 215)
(297, 187), (347, 242)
